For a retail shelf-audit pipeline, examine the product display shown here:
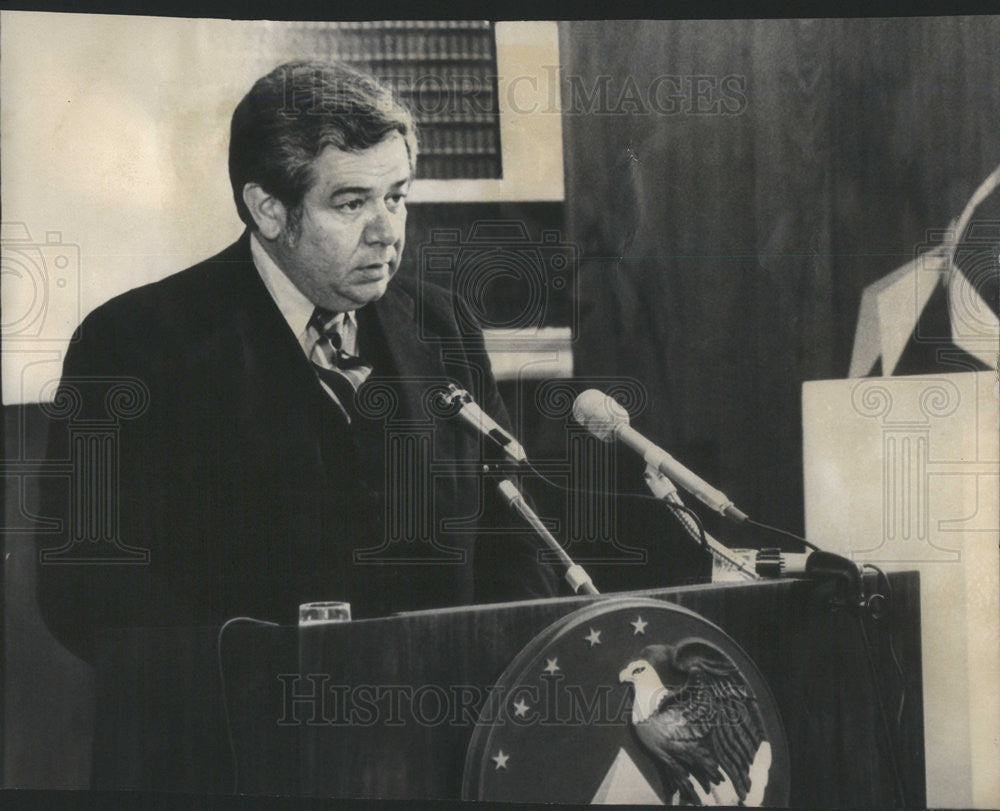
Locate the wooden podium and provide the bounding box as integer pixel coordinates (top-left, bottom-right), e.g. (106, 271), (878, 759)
(93, 573), (924, 806)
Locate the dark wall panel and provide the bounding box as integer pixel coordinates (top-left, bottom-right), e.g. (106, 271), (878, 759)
(562, 17), (1000, 536)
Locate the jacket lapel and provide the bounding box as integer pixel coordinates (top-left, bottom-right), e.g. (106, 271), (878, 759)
(362, 281), (448, 422)
(212, 234), (346, 449)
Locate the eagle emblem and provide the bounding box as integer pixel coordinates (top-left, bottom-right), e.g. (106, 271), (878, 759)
(619, 641), (771, 805)
(463, 597), (788, 805)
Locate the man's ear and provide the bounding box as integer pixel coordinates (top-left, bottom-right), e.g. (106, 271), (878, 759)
(242, 183), (287, 241)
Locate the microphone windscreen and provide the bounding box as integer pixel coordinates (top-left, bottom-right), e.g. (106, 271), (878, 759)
(571, 389), (630, 441)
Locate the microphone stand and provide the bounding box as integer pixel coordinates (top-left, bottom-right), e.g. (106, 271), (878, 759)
(643, 466), (759, 581)
(485, 465), (599, 596)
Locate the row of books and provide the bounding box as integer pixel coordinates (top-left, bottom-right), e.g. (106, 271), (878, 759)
(321, 32), (495, 62)
(403, 96), (500, 124)
(322, 20), (491, 31)
(410, 111), (497, 126)
(416, 125), (499, 156)
(416, 155), (502, 180)
(273, 21), (502, 181)
(355, 63), (500, 86)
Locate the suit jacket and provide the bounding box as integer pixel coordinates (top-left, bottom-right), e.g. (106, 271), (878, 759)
(37, 232), (557, 662)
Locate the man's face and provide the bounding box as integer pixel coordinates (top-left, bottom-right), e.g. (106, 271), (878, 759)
(271, 132), (411, 312)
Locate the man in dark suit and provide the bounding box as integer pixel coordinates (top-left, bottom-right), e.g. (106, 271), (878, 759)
(37, 60), (557, 664)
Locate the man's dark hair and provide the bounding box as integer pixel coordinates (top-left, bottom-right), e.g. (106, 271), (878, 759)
(229, 60), (418, 228)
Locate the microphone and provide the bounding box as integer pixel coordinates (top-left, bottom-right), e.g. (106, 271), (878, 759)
(756, 548), (867, 611)
(755, 548), (860, 581)
(572, 389), (748, 523)
(754, 549), (811, 577)
(438, 384), (599, 595)
(439, 384), (528, 465)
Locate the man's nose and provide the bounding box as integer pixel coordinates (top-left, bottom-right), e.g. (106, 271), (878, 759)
(364, 202), (400, 245)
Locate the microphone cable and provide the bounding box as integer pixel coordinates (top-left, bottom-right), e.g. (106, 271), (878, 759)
(520, 459), (711, 558)
(217, 615), (280, 795)
(855, 597), (908, 808)
(861, 564), (907, 731)
(744, 516), (822, 553)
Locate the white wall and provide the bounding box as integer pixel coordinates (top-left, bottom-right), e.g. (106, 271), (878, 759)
(1, 13), (323, 404)
(803, 371), (1000, 809)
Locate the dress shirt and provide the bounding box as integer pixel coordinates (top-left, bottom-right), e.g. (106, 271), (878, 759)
(249, 232), (359, 360)
(250, 232), (362, 416)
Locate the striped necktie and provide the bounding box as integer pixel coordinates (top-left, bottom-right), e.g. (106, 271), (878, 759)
(307, 307), (373, 423)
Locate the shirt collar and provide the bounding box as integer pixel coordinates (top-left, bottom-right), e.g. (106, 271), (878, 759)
(249, 231), (356, 343)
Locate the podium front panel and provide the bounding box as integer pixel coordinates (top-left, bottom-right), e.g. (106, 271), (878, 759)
(94, 573), (923, 806)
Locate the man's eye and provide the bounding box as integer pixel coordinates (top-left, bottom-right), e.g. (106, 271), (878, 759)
(337, 199), (365, 211)
(387, 193), (407, 206)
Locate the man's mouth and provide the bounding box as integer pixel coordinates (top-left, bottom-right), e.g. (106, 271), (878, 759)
(356, 262), (390, 278)
(358, 259), (392, 271)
